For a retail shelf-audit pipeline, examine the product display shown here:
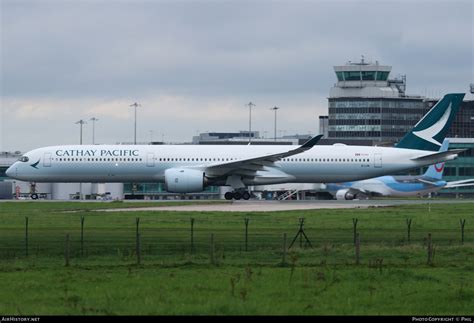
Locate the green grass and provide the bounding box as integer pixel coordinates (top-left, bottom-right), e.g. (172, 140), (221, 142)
(0, 201), (473, 315)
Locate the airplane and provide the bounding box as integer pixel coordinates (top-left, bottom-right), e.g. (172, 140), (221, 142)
(6, 93), (466, 200)
(325, 139), (474, 200)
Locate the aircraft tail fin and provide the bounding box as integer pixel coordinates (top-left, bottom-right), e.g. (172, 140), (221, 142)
(423, 139), (449, 180)
(395, 93), (464, 151)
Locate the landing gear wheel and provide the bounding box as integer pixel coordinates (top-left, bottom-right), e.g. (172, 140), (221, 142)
(242, 192), (250, 200)
(233, 192), (242, 200)
(30, 193), (38, 200)
(224, 192), (234, 200)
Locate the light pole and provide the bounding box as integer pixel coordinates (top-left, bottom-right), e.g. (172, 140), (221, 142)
(75, 119), (87, 200)
(90, 117), (99, 145)
(270, 106), (280, 141)
(75, 120), (87, 145)
(130, 102), (141, 144)
(149, 130), (154, 143)
(245, 102), (255, 143)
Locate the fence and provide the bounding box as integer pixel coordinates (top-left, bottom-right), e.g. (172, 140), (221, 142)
(0, 216), (470, 267)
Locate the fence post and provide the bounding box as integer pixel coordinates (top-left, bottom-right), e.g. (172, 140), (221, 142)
(353, 218), (358, 245)
(427, 233), (433, 265)
(64, 234), (70, 267)
(460, 219), (466, 245)
(244, 218), (249, 252)
(136, 233), (141, 265)
(282, 233), (287, 265)
(190, 218), (195, 254)
(210, 234), (215, 265)
(136, 217), (140, 238)
(136, 218), (141, 265)
(355, 232), (360, 265)
(80, 216), (85, 257)
(25, 216), (29, 257)
(406, 218), (412, 243)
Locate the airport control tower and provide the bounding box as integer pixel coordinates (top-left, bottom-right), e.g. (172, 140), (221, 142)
(328, 58), (426, 144)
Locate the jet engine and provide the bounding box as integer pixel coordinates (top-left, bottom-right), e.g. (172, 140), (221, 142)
(164, 168), (206, 193)
(335, 188), (356, 200)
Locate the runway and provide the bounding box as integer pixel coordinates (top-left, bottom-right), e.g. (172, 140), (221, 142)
(103, 199), (474, 213)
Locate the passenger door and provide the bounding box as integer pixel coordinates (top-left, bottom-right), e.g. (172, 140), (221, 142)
(43, 152), (52, 167)
(146, 153), (155, 167)
(373, 153), (382, 168)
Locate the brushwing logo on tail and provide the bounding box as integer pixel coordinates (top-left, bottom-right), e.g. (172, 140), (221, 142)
(412, 103), (451, 147)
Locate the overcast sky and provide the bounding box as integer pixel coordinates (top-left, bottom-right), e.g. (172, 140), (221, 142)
(1, 0), (473, 152)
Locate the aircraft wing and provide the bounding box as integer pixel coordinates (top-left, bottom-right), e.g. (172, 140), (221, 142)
(201, 135), (323, 178)
(445, 179), (474, 188)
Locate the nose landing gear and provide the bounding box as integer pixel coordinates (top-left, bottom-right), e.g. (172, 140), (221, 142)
(29, 182), (38, 200)
(224, 190), (251, 200)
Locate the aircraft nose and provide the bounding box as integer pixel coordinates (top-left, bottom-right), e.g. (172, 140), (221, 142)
(5, 165), (16, 178)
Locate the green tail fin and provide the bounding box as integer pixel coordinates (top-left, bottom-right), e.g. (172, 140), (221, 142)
(396, 93), (464, 151)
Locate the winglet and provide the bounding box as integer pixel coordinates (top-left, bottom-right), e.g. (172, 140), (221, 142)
(300, 134), (323, 149)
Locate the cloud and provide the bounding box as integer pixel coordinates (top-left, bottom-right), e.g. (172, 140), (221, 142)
(1, 0), (472, 151)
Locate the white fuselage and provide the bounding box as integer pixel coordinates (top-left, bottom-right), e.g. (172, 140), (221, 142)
(6, 144), (452, 186)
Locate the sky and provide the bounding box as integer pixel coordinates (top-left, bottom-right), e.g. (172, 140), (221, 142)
(1, 0), (473, 152)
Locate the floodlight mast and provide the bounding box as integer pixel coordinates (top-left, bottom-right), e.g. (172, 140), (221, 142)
(246, 102), (256, 143)
(270, 106), (280, 141)
(75, 119), (87, 145)
(130, 102), (141, 145)
(90, 117), (99, 145)
(75, 119), (87, 200)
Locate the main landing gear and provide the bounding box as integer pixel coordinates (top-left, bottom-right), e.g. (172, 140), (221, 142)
(225, 191), (251, 200)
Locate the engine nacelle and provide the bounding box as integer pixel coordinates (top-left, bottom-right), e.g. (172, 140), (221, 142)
(164, 168), (206, 193)
(335, 188), (355, 200)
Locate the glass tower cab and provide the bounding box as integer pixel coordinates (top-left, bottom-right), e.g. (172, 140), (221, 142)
(332, 58), (397, 94)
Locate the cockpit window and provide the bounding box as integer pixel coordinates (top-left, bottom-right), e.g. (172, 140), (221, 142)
(19, 156), (29, 162)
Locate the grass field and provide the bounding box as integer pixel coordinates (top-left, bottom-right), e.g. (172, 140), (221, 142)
(0, 201), (473, 315)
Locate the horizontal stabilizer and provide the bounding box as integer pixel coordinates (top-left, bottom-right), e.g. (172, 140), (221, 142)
(416, 178), (439, 186)
(411, 149), (466, 161)
(445, 179), (474, 188)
